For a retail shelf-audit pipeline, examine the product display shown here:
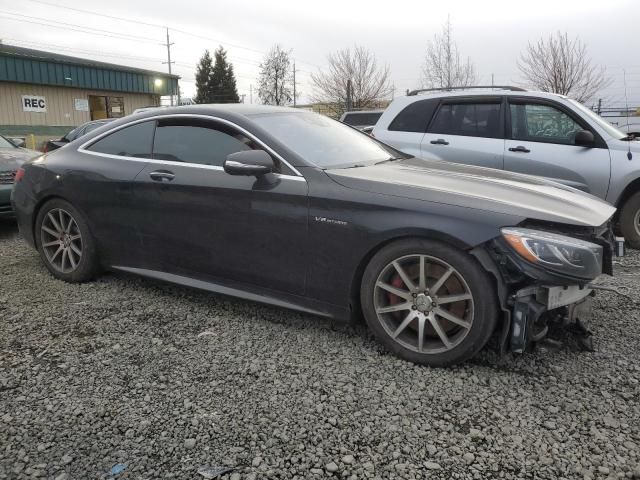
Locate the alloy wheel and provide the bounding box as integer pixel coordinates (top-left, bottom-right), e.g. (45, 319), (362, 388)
(373, 254), (474, 354)
(40, 208), (83, 274)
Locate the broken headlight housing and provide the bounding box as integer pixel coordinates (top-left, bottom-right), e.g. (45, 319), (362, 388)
(501, 227), (603, 279)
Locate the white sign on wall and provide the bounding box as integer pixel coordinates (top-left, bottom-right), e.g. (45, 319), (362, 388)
(74, 98), (89, 112)
(22, 95), (47, 113)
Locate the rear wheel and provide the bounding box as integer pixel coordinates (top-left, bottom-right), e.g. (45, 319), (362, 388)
(35, 199), (100, 282)
(620, 191), (640, 249)
(361, 238), (498, 366)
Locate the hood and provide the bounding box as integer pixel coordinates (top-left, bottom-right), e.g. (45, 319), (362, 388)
(326, 158), (615, 227)
(0, 147), (40, 171)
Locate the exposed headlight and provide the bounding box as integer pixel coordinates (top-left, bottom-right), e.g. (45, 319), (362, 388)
(501, 227), (603, 279)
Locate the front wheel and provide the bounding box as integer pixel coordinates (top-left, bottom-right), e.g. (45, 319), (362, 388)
(360, 238), (498, 367)
(620, 192), (640, 249)
(35, 199), (100, 282)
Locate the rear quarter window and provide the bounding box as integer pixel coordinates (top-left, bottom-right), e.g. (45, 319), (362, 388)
(388, 99), (439, 133)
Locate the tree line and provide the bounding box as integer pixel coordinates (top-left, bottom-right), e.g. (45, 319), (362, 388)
(193, 19), (610, 112)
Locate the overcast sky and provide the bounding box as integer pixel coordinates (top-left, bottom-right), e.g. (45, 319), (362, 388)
(1, 0), (639, 107)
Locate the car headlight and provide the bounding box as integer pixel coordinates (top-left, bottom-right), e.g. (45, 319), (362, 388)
(501, 227), (603, 279)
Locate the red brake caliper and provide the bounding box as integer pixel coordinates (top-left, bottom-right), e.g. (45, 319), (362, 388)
(388, 274), (405, 306)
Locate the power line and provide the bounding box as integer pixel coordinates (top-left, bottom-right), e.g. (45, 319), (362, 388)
(4, 38), (165, 63)
(0, 12), (160, 44)
(23, 0), (166, 29)
(15, 0), (323, 69)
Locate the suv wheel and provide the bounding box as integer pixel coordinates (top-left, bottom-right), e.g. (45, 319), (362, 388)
(360, 238), (498, 366)
(620, 191), (640, 249)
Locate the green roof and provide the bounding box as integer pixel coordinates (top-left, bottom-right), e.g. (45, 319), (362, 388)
(0, 44), (178, 95)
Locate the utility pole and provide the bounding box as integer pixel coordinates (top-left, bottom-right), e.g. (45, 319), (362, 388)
(293, 61), (296, 107)
(346, 79), (352, 112)
(162, 27), (175, 106)
(250, 84), (253, 104)
(491, 73), (494, 87)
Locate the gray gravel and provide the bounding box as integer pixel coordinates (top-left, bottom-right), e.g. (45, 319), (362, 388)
(1, 219), (639, 480)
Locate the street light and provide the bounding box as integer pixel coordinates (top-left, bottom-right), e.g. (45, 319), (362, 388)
(154, 78), (163, 88)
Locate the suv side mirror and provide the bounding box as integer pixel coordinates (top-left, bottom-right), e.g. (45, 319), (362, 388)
(10, 138), (26, 148)
(575, 130), (595, 147)
(224, 150), (274, 176)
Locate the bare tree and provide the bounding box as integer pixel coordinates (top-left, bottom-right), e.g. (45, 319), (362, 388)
(518, 32), (610, 103)
(311, 45), (392, 115)
(258, 44), (294, 106)
(422, 17), (476, 89)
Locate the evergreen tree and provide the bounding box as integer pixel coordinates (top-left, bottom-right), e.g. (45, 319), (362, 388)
(194, 50), (213, 104)
(209, 46), (239, 103)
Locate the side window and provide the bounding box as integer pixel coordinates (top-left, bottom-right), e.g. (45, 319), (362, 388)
(86, 121), (154, 158)
(389, 99), (439, 133)
(428, 102), (502, 138)
(510, 103), (583, 145)
(152, 118), (283, 171)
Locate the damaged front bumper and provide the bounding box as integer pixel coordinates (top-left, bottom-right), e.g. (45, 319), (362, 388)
(472, 222), (622, 355)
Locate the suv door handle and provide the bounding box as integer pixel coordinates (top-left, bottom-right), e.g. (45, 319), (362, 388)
(508, 146), (531, 153)
(430, 138), (449, 145)
(149, 170), (175, 182)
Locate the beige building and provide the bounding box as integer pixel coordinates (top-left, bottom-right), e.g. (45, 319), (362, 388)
(0, 44), (178, 149)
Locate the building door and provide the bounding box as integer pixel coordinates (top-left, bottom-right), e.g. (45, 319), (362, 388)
(89, 95), (107, 120)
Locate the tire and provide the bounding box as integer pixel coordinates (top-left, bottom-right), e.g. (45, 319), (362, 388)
(35, 198), (100, 282)
(360, 238), (498, 367)
(619, 191), (640, 250)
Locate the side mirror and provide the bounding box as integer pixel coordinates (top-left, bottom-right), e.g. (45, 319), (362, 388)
(224, 150), (274, 176)
(11, 138), (26, 148)
(362, 126), (374, 135)
(574, 130), (595, 147)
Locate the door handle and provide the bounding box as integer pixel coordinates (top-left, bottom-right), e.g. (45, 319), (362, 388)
(430, 138), (449, 145)
(508, 146), (531, 153)
(149, 170), (175, 182)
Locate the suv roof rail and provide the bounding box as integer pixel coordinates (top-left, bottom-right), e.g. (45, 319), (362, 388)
(407, 85), (527, 96)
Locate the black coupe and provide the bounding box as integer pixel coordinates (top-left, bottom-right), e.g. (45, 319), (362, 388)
(12, 105), (617, 366)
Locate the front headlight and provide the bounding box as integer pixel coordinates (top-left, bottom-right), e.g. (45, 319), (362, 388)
(501, 227), (603, 279)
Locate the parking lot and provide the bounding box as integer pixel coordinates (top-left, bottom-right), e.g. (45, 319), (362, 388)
(0, 219), (639, 479)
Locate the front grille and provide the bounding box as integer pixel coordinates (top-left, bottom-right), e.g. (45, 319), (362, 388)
(0, 170), (16, 185)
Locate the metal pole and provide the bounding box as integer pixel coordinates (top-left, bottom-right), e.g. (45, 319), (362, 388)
(164, 27), (174, 106)
(293, 61), (296, 106)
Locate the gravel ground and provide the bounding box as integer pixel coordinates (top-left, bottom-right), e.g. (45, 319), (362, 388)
(1, 219), (639, 480)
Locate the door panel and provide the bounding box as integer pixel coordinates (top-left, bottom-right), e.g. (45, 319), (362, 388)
(132, 165), (308, 295)
(505, 101), (611, 198)
(129, 116), (309, 295)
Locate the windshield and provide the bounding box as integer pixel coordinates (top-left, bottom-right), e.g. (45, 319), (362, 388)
(568, 99), (627, 140)
(250, 111), (399, 168)
(0, 136), (17, 148)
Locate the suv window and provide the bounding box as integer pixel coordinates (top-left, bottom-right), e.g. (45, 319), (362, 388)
(509, 102), (583, 145)
(86, 121), (154, 158)
(389, 99), (439, 132)
(429, 102), (502, 138)
(153, 117), (283, 171)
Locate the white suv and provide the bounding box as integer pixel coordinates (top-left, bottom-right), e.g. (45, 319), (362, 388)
(373, 86), (640, 247)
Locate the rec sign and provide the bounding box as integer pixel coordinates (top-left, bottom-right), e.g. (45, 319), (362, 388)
(22, 95), (47, 113)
